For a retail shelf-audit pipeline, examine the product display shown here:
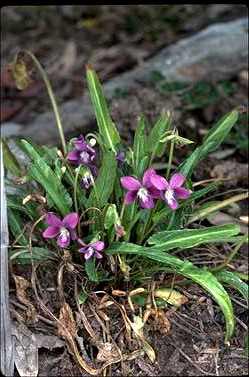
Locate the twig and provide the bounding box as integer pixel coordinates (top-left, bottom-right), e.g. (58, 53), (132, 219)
(9, 298), (55, 326)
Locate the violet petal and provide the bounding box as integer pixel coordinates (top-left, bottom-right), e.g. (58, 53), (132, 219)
(67, 150), (80, 161)
(94, 251), (103, 259)
(174, 187), (191, 199)
(42, 226), (60, 239)
(74, 135), (86, 150)
(169, 173), (185, 188)
(46, 213), (62, 227)
(63, 212), (79, 229)
(142, 168), (157, 188)
(57, 234), (70, 248)
(91, 241), (105, 251)
(84, 248), (94, 260)
(124, 190), (137, 204)
(140, 195), (154, 209)
(150, 174), (168, 190)
(148, 186), (161, 199)
(121, 176), (141, 191)
(165, 196), (178, 210)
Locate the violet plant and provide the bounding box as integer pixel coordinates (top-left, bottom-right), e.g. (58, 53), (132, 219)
(3, 51), (248, 348)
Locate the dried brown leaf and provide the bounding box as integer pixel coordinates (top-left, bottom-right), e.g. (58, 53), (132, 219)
(13, 274), (37, 322)
(112, 290), (127, 297)
(96, 342), (120, 362)
(58, 302), (77, 338)
(11, 55), (32, 91)
(153, 309), (171, 335)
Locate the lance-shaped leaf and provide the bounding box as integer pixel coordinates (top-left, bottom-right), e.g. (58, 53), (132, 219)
(106, 242), (234, 342)
(9, 247), (57, 264)
(2, 139), (22, 176)
(215, 270), (248, 303)
(147, 224), (240, 251)
(148, 111), (171, 158)
(133, 116), (148, 176)
(7, 194), (37, 220)
(7, 208), (27, 246)
(20, 140), (72, 216)
(86, 67), (120, 152)
(85, 259), (99, 283)
(180, 109), (238, 177)
(88, 150), (117, 208)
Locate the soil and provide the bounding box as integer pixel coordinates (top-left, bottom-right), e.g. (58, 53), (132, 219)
(2, 5), (248, 377)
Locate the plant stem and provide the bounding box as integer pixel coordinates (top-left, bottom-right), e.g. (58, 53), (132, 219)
(73, 167), (82, 235)
(166, 211), (176, 231)
(92, 181), (101, 209)
(74, 168), (81, 214)
(23, 50), (67, 155)
(166, 136), (175, 180)
(119, 200), (126, 223)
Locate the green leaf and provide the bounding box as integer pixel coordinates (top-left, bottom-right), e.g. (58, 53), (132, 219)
(148, 111), (171, 157)
(7, 194), (37, 220)
(78, 291), (88, 305)
(203, 110), (238, 151)
(179, 147), (202, 178)
(152, 206), (171, 225)
(20, 140), (72, 216)
(215, 270), (248, 303)
(2, 139), (22, 176)
(184, 183), (218, 204)
(104, 204), (120, 229)
(137, 156), (149, 178)
(85, 258), (99, 282)
(86, 67), (120, 152)
(107, 242), (234, 342)
(9, 247), (57, 264)
(151, 185), (218, 227)
(7, 208), (27, 246)
(147, 224), (240, 251)
(180, 110), (238, 177)
(88, 151), (117, 208)
(133, 116), (148, 176)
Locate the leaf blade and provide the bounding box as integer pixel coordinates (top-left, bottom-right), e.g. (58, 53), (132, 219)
(107, 242), (235, 341)
(20, 140), (72, 216)
(148, 224), (240, 251)
(180, 110), (238, 178)
(88, 151), (117, 208)
(86, 67), (120, 152)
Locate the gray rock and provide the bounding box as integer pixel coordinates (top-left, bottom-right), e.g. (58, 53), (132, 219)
(4, 18), (248, 145)
(1, 122), (23, 138)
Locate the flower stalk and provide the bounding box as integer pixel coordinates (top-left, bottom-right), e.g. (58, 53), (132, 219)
(22, 50), (67, 155)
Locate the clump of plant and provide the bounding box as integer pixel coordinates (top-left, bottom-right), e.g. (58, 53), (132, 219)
(3, 51), (248, 371)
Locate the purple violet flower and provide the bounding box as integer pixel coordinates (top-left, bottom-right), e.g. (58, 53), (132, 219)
(80, 170), (94, 190)
(42, 212), (79, 248)
(67, 135), (96, 168)
(150, 172), (191, 210)
(120, 168), (161, 209)
(78, 240), (105, 260)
